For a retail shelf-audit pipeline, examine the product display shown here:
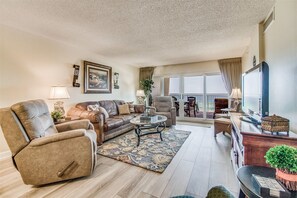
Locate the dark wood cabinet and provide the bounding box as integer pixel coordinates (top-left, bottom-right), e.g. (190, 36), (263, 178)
(230, 113), (297, 172)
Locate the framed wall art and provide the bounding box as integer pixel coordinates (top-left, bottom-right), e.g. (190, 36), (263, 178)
(84, 61), (112, 93)
(113, 72), (119, 89)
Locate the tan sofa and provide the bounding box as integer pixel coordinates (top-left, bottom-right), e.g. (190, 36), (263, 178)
(67, 100), (145, 145)
(0, 99), (97, 186)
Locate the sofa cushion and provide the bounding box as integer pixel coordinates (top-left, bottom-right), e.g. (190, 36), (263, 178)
(87, 104), (100, 111)
(103, 118), (123, 132)
(118, 104), (130, 115)
(114, 114), (135, 125)
(76, 102), (99, 111)
(99, 100), (118, 116)
(126, 101), (135, 113)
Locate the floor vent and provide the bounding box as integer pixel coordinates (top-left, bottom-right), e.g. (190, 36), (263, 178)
(264, 7), (275, 32)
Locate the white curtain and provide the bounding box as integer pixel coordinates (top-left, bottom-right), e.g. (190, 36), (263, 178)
(218, 58), (242, 95)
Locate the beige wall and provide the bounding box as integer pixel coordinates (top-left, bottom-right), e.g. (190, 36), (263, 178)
(242, 24), (265, 73)
(242, 0), (297, 132)
(154, 60), (220, 77)
(0, 25), (139, 154)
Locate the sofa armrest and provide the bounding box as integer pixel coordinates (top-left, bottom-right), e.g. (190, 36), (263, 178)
(67, 107), (104, 123)
(30, 130), (86, 147)
(134, 104), (145, 113)
(55, 119), (94, 132)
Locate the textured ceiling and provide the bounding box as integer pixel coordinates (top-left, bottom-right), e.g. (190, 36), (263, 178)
(0, 0), (275, 67)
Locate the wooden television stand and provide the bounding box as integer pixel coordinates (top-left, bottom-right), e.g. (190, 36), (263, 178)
(229, 113), (297, 172)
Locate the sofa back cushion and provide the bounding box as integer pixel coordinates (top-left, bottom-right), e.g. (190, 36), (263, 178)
(99, 100), (118, 116)
(76, 101), (100, 111)
(11, 99), (58, 140)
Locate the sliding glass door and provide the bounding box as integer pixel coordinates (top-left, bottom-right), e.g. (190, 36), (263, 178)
(168, 74), (228, 119)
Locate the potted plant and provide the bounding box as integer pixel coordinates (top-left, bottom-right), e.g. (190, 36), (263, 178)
(140, 79), (154, 106)
(51, 110), (63, 122)
(265, 145), (297, 191)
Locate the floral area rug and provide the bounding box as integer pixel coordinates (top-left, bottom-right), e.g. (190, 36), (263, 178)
(97, 128), (191, 173)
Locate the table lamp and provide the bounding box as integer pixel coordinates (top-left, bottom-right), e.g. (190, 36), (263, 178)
(136, 89), (145, 104)
(230, 88), (242, 109)
(49, 86), (70, 116)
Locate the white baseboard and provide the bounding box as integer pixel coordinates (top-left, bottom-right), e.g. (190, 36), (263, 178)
(0, 151), (11, 159)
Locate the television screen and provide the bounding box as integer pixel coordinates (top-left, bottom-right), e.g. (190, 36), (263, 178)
(242, 62), (269, 123)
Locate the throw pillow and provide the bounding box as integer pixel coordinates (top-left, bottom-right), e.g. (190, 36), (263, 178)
(87, 104), (100, 111)
(118, 104), (130, 115)
(99, 107), (109, 119)
(126, 101), (135, 113)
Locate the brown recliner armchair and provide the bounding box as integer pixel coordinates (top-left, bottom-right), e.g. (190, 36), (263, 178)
(0, 99), (97, 186)
(150, 96), (176, 126)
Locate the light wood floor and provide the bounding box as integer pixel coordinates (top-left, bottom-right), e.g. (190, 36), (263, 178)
(0, 123), (239, 198)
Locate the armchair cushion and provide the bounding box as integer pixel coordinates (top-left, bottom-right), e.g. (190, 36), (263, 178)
(154, 111), (172, 119)
(11, 99), (57, 140)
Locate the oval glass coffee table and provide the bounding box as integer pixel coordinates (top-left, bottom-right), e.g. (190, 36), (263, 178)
(130, 115), (167, 146)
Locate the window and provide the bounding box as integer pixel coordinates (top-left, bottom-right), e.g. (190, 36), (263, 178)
(184, 76), (203, 94)
(167, 74), (228, 119)
(206, 75), (228, 115)
(169, 77), (180, 94)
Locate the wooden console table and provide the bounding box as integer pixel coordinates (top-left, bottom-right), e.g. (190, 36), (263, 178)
(230, 113), (297, 172)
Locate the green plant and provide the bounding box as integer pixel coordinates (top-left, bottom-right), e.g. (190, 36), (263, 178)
(140, 79), (154, 97)
(51, 110), (63, 121)
(265, 145), (297, 173)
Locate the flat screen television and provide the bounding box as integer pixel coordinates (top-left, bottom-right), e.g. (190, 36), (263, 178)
(242, 61), (269, 124)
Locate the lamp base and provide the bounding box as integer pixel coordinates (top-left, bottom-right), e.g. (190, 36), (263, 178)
(137, 97), (145, 105)
(54, 101), (65, 116)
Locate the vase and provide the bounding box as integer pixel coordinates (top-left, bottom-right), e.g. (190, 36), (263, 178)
(276, 168), (297, 191)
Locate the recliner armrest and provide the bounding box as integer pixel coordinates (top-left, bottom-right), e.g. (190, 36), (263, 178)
(30, 130), (86, 146)
(55, 119), (94, 132)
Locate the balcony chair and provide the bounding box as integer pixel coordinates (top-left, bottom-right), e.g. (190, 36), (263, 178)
(171, 96), (179, 116)
(150, 96), (176, 126)
(184, 96), (198, 117)
(0, 99), (97, 185)
(213, 98), (229, 119)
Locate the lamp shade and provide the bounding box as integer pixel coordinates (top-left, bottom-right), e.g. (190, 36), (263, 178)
(136, 89), (145, 97)
(230, 88), (242, 99)
(49, 86), (70, 99)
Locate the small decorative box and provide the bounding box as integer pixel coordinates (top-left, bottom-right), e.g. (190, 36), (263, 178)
(261, 114), (289, 135)
(252, 174), (291, 198)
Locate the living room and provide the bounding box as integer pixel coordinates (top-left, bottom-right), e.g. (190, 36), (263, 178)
(0, 0), (296, 197)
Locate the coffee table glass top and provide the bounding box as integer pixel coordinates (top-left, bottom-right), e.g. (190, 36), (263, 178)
(130, 115), (167, 125)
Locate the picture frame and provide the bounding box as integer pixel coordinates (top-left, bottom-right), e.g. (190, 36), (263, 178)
(84, 61), (112, 93)
(113, 72), (119, 89)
